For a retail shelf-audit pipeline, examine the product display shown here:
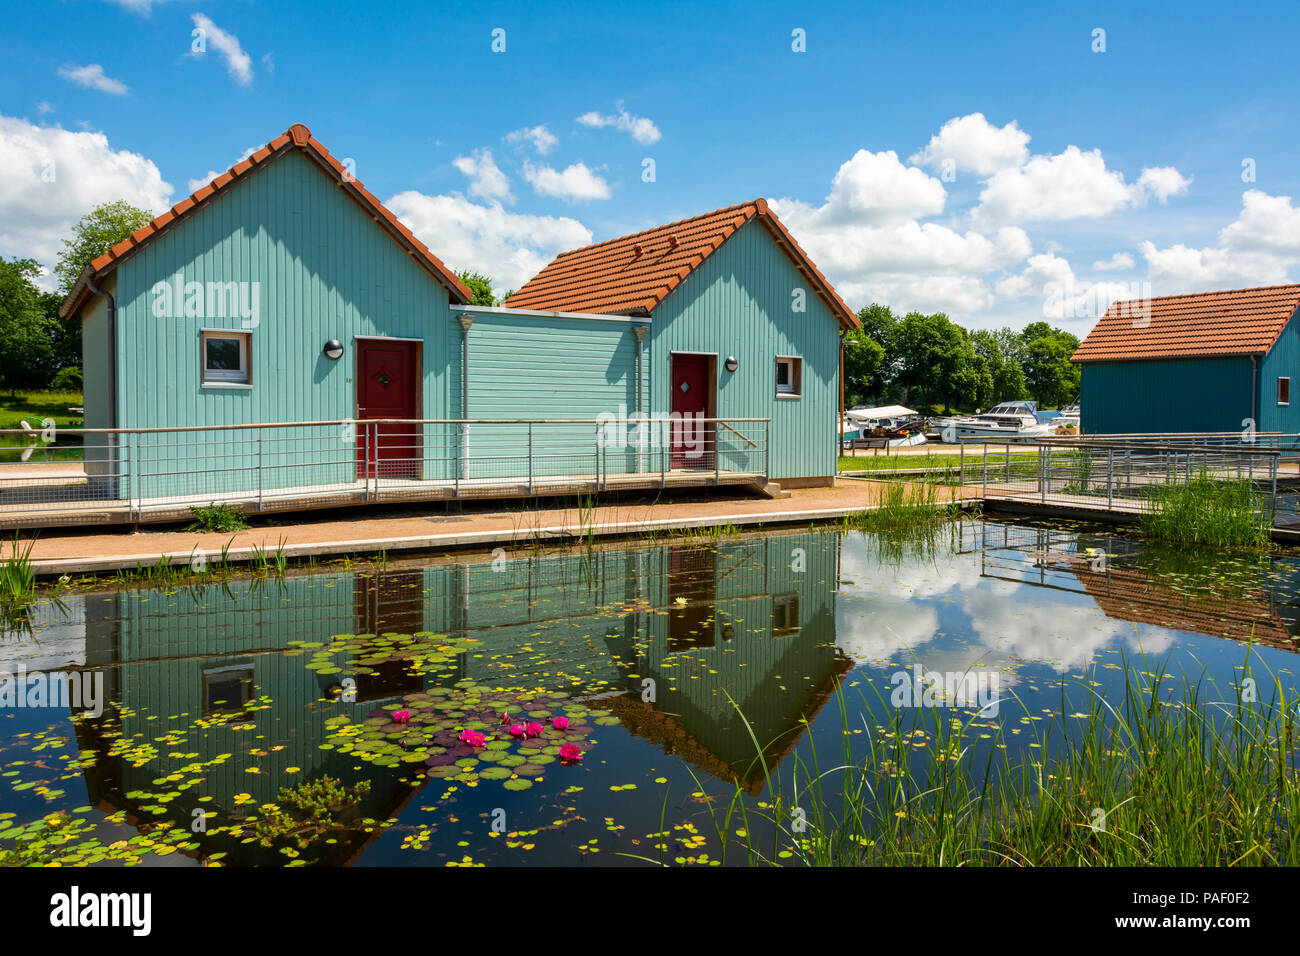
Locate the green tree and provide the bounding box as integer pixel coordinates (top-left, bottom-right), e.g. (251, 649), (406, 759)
(970, 329), (1028, 409)
(0, 258), (56, 393)
(54, 200), (155, 294)
(455, 270), (498, 307)
(891, 311), (978, 413)
(1019, 325), (1081, 409)
(853, 303), (899, 401)
(840, 327), (885, 406)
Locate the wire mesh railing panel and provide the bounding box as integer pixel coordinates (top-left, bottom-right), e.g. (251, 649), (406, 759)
(0, 417), (770, 528)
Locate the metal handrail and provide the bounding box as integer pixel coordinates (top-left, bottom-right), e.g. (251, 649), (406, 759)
(0, 416), (771, 436)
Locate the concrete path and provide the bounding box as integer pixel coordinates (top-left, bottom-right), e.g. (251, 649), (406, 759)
(22, 481), (981, 575)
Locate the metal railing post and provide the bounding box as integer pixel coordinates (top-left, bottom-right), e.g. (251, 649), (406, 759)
(257, 431), (264, 511)
(661, 429), (667, 488)
(1005, 443), (1010, 486)
(1271, 455), (1279, 525)
(765, 420), (770, 480)
(714, 420), (720, 486)
(1039, 444), (1046, 503)
(1107, 448), (1113, 509)
(454, 422), (460, 497)
(528, 422), (533, 493)
(959, 442), (965, 486)
(982, 442), (987, 497)
(134, 432), (143, 521)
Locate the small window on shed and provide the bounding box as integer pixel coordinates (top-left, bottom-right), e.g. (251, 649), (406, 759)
(1280, 377), (1291, 406)
(201, 330), (251, 386)
(775, 356), (802, 397)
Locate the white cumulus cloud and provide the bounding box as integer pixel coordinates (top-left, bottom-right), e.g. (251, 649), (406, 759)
(505, 125), (558, 155)
(452, 148), (512, 204)
(522, 161), (611, 202)
(910, 113), (1030, 176)
(57, 64), (129, 95)
(0, 116), (172, 286)
(385, 190), (592, 293)
(191, 14), (253, 86)
(575, 106), (661, 145)
(1139, 189), (1300, 291)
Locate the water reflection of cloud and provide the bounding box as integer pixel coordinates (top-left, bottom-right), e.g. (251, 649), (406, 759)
(836, 541), (1182, 677)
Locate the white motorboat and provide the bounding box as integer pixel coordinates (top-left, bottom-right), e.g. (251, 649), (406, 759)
(843, 404), (928, 447)
(948, 401), (1054, 442)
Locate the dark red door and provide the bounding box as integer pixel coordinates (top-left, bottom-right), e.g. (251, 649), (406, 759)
(357, 340), (419, 479)
(670, 354), (711, 469)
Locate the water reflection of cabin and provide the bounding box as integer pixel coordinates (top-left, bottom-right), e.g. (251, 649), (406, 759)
(971, 523), (1300, 652)
(72, 532), (847, 861)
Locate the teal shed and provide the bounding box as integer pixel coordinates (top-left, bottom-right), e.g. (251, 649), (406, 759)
(1072, 284), (1300, 436)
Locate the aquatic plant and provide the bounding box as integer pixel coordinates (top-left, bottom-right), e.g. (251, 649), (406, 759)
(292, 630), (612, 791)
(685, 653), (1300, 867)
(840, 479), (966, 534)
(252, 776), (372, 852)
(1140, 474), (1271, 550)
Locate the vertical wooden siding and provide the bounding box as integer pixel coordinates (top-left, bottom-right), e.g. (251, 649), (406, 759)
(1080, 357), (1254, 434)
(112, 151), (455, 496)
(648, 220), (840, 479)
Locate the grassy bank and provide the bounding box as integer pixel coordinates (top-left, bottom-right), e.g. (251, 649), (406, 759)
(697, 657), (1300, 867)
(1140, 474), (1272, 550)
(0, 390), (83, 430)
(839, 449), (1044, 477)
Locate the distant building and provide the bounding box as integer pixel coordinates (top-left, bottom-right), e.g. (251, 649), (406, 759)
(1071, 284), (1300, 435)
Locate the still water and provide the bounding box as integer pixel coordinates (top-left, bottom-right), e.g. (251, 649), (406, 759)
(2, 519), (1297, 866)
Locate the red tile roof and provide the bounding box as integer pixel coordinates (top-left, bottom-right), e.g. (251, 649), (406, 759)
(1071, 284), (1300, 363)
(504, 199), (859, 329)
(59, 123), (473, 319)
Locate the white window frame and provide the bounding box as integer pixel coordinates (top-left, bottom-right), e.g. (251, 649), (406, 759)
(775, 355), (802, 398)
(201, 330), (252, 388)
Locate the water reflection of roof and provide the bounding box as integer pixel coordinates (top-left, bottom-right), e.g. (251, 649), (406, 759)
(1067, 558), (1296, 652)
(602, 651), (854, 794)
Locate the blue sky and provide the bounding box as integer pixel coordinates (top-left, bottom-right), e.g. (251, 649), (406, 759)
(5, 0), (1300, 331)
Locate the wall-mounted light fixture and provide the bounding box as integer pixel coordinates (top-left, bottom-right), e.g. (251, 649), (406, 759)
(323, 339), (344, 360)
(724, 356), (738, 373)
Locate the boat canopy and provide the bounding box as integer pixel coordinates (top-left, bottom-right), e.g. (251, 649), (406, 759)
(846, 404), (918, 421)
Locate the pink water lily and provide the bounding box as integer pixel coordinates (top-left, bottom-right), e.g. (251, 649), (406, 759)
(552, 716), (570, 731)
(525, 722), (544, 738)
(509, 723), (527, 738)
(458, 728), (486, 747)
(392, 710), (412, 723)
(558, 744), (583, 763)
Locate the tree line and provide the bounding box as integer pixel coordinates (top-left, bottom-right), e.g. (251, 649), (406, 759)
(842, 304), (1082, 413)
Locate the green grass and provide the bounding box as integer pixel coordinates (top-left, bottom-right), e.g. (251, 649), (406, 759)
(678, 654), (1300, 867)
(1140, 474), (1272, 551)
(0, 390), (83, 430)
(839, 450), (1043, 477)
(186, 502), (250, 534)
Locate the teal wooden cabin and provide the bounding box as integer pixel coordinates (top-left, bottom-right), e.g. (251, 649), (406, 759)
(1072, 284), (1300, 436)
(58, 124), (857, 513)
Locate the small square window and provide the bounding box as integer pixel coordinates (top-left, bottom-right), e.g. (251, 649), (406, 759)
(773, 593), (800, 635)
(202, 331), (251, 386)
(202, 665), (254, 716)
(776, 356), (802, 397)
(1279, 377), (1290, 406)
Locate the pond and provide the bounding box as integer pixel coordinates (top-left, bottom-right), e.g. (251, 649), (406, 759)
(1, 518), (1297, 866)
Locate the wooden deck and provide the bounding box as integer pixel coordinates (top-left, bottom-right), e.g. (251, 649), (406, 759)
(0, 468), (769, 529)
